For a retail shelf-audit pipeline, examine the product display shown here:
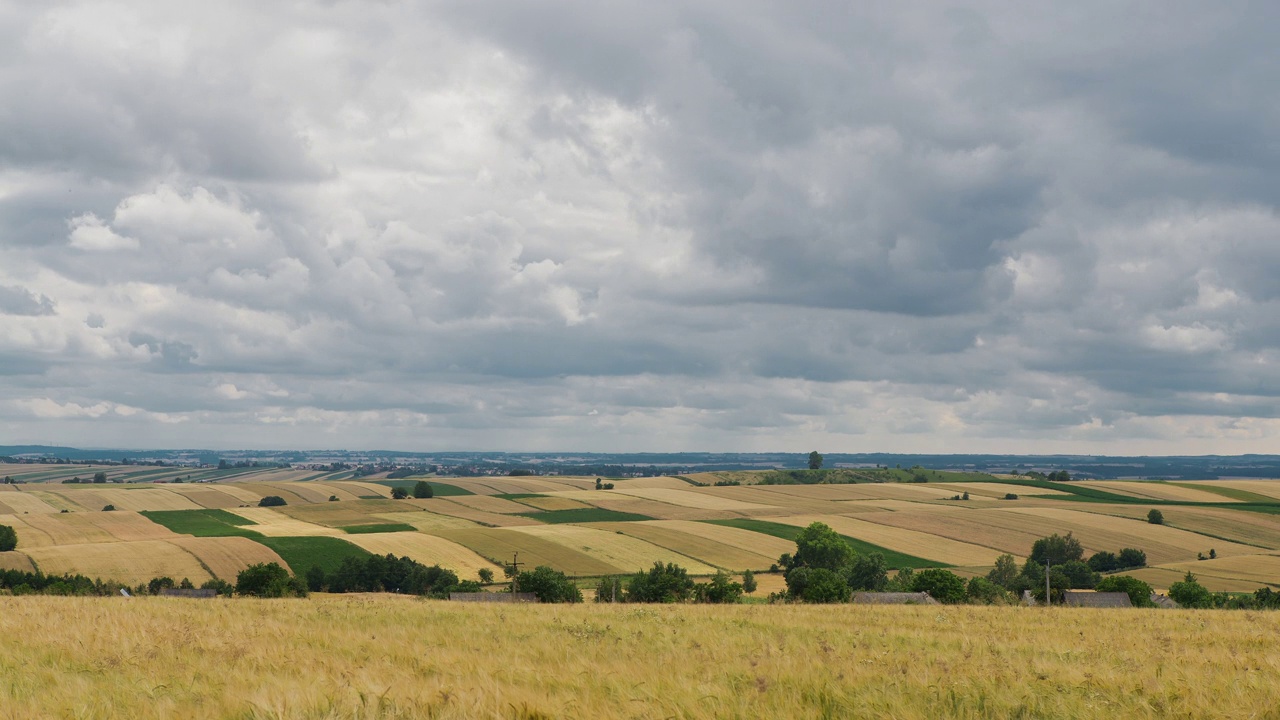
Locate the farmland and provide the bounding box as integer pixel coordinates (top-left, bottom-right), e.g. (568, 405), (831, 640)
(1, 467), (1279, 592)
(0, 596), (1277, 719)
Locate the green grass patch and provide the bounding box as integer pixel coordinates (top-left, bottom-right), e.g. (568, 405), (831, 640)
(495, 493), (542, 500)
(341, 523), (417, 534)
(518, 508), (653, 524)
(253, 536), (372, 576)
(1174, 483), (1279, 504)
(141, 509), (262, 538)
(703, 518), (942, 570)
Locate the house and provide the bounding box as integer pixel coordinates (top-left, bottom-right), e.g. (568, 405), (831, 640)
(852, 591), (940, 605)
(1063, 591), (1132, 608)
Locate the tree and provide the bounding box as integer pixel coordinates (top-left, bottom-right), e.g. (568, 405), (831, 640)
(516, 566), (582, 603)
(911, 569), (967, 604)
(258, 495), (287, 507)
(626, 562), (695, 603)
(92, 471), (107, 484)
(236, 562), (307, 598)
(847, 552), (888, 591)
(966, 576), (1013, 604)
(1087, 551), (1120, 573)
(791, 522), (854, 572)
(305, 565), (327, 592)
(787, 567), (850, 603)
(594, 576), (623, 603)
(412, 481), (433, 499)
(1095, 575), (1155, 607)
(987, 554), (1020, 589)
(1209, 548), (1216, 560)
(102, 505), (115, 512)
(1058, 561), (1100, 589)
(808, 451), (823, 470)
(695, 570), (743, 604)
(390, 487), (408, 500)
(0, 524), (17, 552)
(478, 568), (494, 584)
(148, 577), (175, 594)
(1168, 572), (1211, 608)
(1117, 548), (1147, 569)
(1147, 509), (1164, 525)
(1030, 533), (1084, 566)
(741, 569), (757, 594)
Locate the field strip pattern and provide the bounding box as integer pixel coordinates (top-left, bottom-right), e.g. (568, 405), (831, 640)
(499, 524), (718, 575)
(0, 492), (60, 514)
(417, 500), (545, 527)
(339, 532), (500, 580)
(855, 511), (1041, 557)
(996, 507), (1258, 560)
(768, 514), (1008, 565)
(22, 540), (213, 585)
(587, 520), (790, 571)
(435, 528), (625, 576)
(225, 508), (344, 536)
(372, 511), (482, 532)
(1075, 481), (1240, 503)
(168, 536), (289, 580)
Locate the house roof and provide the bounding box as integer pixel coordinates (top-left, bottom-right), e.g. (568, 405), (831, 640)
(1064, 591), (1132, 608)
(852, 591), (940, 605)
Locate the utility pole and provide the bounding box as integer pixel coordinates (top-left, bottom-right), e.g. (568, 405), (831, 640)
(510, 552), (522, 595)
(1045, 559), (1051, 608)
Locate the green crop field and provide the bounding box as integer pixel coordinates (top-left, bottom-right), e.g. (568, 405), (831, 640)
(340, 522), (418, 534)
(517, 507), (653, 524)
(252, 536), (372, 575)
(140, 509), (262, 538)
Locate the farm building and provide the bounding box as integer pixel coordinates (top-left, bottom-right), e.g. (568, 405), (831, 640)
(1064, 591), (1132, 608)
(852, 592), (940, 605)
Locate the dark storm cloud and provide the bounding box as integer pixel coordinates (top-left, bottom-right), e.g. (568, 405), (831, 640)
(0, 1), (1277, 452)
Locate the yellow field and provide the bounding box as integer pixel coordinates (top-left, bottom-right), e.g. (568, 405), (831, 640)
(770, 514), (1010, 565)
(161, 486), (247, 509)
(1, 597), (1279, 719)
(500, 524), (718, 575)
(339, 532), (500, 580)
(856, 509), (1045, 556)
(932, 482), (1068, 497)
(276, 499), (407, 527)
(513, 495), (591, 511)
(1204, 480), (1280, 500)
(334, 481), (394, 498)
(446, 495), (539, 514)
(168, 537), (288, 580)
(587, 521), (784, 571)
(224, 508), (343, 536)
(411, 499), (544, 527)
(1076, 505), (1280, 550)
(73, 488), (204, 512)
(0, 491), (60, 514)
(370, 511), (481, 532)
(997, 507), (1258, 562)
(0, 551), (36, 572)
(435, 528), (627, 576)
(1158, 553), (1280, 586)
(1077, 481), (1239, 503)
(23, 540), (213, 585)
(604, 487), (779, 512)
(198, 483), (262, 504)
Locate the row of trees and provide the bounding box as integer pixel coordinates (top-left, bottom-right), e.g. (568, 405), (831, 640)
(301, 554), (471, 596)
(389, 481), (435, 499)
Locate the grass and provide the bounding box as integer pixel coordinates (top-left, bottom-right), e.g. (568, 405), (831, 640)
(252, 536), (371, 575)
(341, 523), (418, 534)
(140, 509), (263, 538)
(704, 518), (942, 569)
(1, 598), (1278, 719)
(516, 508), (653, 524)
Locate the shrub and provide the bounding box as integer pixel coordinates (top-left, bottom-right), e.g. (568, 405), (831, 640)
(148, 577), (175, 595)
(0, 524), (17, 552)
(788, 567), (851, 603)
(236, 562), (307, 598)
(966, 576), (1013, 605)
(200, 578), (234, 597)
(626, 562), (695, 603)
(93, 472), (107, 483)
(695, 570), (744, 604)
(258, 496), (287, 507)
(102, 505), (116, 512)
(1030, 533), (1084, 566)
(1147, 509), (1164, 525)
(1095, 575), (1155, 607)
(1087, 551), (1120, 572)
(328, 495), (339, 502)
(1169, 572), (1211, 608)
(986, 554), (1019, 589)
(516, 566), (582, 603)
(1058, 560), (1100, 589)
(847, 552), (888, 591)
(594, 576), (623, 603)
(478, 568), (494, 584)
(741, 569), (757, 594)
(1117, 548), (1147, 569)
(412, 481), (433, 499)
(390, 487), (408, 500)
(911, 569), (967, 604)
(1004, 493), (1019, 500)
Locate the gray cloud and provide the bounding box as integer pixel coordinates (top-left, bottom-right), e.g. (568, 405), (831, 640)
(0, 2), (1277, 452)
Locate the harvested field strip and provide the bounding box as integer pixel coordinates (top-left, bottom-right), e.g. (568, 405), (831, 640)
(0, 551), (35, 572)
(16, 513), (125, 546)
(585, 522), (778, 571)
(371, 511), (480, 532)
(1074, 481), (1239, 503)
(339, 532), (500, 580)
(446, 495), (539, 514)
(1125, 566), (1268, 593)
(303, 484), (364, 502)
(997, 507), (1257, 561)
(508, 496), (590, 511)
(164, 487), (247, 509)
(0, 492), (59, 514)
(637, 520), (798, 558)
(517, 508), (653, 524)
(201, 484), (264, 504)
(1073, 505), (1280, 550)
(253, 536), (372, 575)
(235, 485), (311, 506)
(141, 510), (263, 538)
(607, 488), (776, 511)
(278, 500), (408, 527)
(1171, 483), (1278, 504)
(341, 523), (418, 534)
(261, 483), (333, 504)
(23, 540), (213, 585)
(1202, 481), (1280, 501)
(857, 511), (1039, 557)
(76, 488), (203, 512)
(26, 490), (89, 512)
(413, 500), (545, 527)
(334, 481), (394, 499)
(500, 525), (717, 575)
(705, 519), (937, 570)
(82, 512), (179, 542)
(435, 528), (623, 576)
(224, 508), (342, 536)
(767, 514), (1000, 566)
(932, 482), (1067, 498)
(603, 477), (699, 490)
(0, 514), (53, 547)
(168, 536), (288, 581)
(1158, 554), (1280, 586)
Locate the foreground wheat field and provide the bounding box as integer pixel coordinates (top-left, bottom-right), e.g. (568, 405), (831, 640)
(0, 596), (1276, 719)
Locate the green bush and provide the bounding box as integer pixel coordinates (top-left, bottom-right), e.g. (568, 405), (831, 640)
(789, 568), (850, 603)
(594, 576), (623, 603)
(1147, 509), (1164, 525)
(965, 576), (1013, 604)
(1095, 575), (1155, 607)
(390, 487), (408, 500)
(695, 570), (744, 604)
(742, 569), (757, 594)
(236, 562), (307, 598)
(0, 524), (17, 552)
(1169, 572), (1211, 608)
(412, 481), (433, 499)
(625, 562), (695, 603)
(257, 495), (287, 507)
(911, 569), (968, 604)
(516, 566), (582, 603)
(478, 568), (494, 584)
(102, 505), (116, 512)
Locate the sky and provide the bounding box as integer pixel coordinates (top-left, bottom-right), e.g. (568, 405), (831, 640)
(1, 2), (1278, 454)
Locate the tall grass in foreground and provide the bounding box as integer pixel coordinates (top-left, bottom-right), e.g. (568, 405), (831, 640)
(0, 597), (1277, 719)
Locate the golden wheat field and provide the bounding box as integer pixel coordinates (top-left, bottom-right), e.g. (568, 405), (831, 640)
(1, 596), (1278, 719)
